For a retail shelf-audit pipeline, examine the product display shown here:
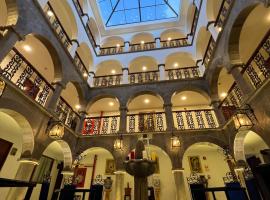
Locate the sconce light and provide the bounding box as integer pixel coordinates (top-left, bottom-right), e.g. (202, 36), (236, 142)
(114, 137), (123, 150)
(47, 118), (65, 139)
(233, 108), (254, 131)
(171, 136), (181, 149)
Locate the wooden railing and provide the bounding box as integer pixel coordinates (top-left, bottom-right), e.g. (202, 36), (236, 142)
(173, 109), (219, 130)
(44, 2), (72, 50)
(129, 70), (159, 84)
(0, 48), (54, 107)
(82, 115), (120, 135)
(242, 29), (270, 90)
(166, 66), (201, 80)
(127, 112), (167, 133)
(93, 74), (122, 87)
(73, 52), (88, 79)
(55, 97), (80, 130)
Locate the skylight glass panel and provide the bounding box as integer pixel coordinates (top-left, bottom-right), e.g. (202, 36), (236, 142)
(97, 0), (180, 27)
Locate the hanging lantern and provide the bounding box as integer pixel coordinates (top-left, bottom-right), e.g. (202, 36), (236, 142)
(171, 136), (181, 148)
(233, 111), (253, 131)
(114, 138), (123, 150)
(49, 123), (65, 139)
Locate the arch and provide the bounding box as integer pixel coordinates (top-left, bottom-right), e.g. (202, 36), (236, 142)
(49, 0), (78, 40)
(160, 28), (185, 41)
(95, 60), (123, 76)
(0, 0), (19, 26)
(129, 56), (158, 73)
(101, 36), (125, 48)
(228, 3), (270, 64)
(206, 0), (223, 22)
(77, 42), (93, 71)
(88, 17), (101, 45)
(186, 3), (196, 33)
(171, 90), (211, 109)
(14, 33), (62, 83)
(165, 52), (196, 69)
(87, 97), (120, 116)
(61, 82), (83, 110)
(216, 67), (234, 100)
(196, 27), (211, 59)
(234, 130), (269, 163)
(43, 140), (73, 168)
(127, 92), (164, 111)
(130, 32), (155, 44)
(0, 109), (34, 155)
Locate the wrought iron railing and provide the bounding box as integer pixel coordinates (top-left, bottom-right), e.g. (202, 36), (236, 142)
(129, 71), (159, 84)
(0, 48), (54, 107)
(161, 38), (188, 48)
(127, 112), (166, 133)
(202, 36), (216, 68)
(55, 97), (79, 130)
(215, 0), (234, 29)
(242, 29), (270, 90)
(72, 0), (84, 16)
(93, 74), (122, 87)
(82, 115), (120, 135)
(173, 109), (219, 130)
(100, 46), (123, 55)
(165, 66), (201, 80)
(44, 3), (72, 50)
(74, 52), (88, 79)
(129, 42), (156, 52)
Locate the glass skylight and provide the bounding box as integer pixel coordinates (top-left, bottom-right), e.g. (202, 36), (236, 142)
(98, 0), (180, 27)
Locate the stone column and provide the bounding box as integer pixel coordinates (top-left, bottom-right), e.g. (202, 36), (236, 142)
(87, 71), (95, 87)
(46, 81), (66, 112)
(211, 100), (226, 125)
(0, 28), (20, 62)
(156, 38), (161, 48)
(75, 110), (87, 134)
(173, 169), (187, 200)
(114, 171), (125, 200)
(69, 40), (79, 57)
(158, 64), (166, 81)
(124, 42), (130, 52)
(164, 103), (175, 132)
(122, 68), (129, 84)
(7, 160), (38, 200)
(229, 66), (253, 99)
(119, 106), (128, 133)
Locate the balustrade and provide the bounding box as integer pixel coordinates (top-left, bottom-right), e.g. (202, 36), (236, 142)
(44, 3), (72, 50)
(242, 30), (270, 89)
(0, 48), (54, 107)
(127, 112), (166, 133)
(166, 66), (201, 80)
(173, 109), (219, 130)
(74, 52), (88, 79)
(82, 115), (120, 135)
(160, 38), (188, 48)
(100, 46), (123, 55)
(129, 71), (159, 84)
(55, 97), (79, 130)
(215, 0), (234, 29)
(93, 74), (122, 87)
(129, 42), (156, 52)
(203, 37), (216, 68)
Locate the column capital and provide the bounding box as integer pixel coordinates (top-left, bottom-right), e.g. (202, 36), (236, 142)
(79, 110), (88, 116)
(122, 68), (129, 72)
(172, 168), (185, 173)
(163, 103), (172, 108)
(158, 64), (165, 69)
(51, 81), (66, 89)
(89, 71), (95, 76)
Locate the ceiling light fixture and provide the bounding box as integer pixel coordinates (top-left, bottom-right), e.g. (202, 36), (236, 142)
(144, 99), (150, 104)
(83, 72), (88, 77)
(220, 92), (227, 98)
(109, 102), (114, 106)
(75, 104), (81, 110)
(142, 66), (147, 71)
(23, 45), (32, 52)
(116, 44), (120, 47)
(111, 70), (116, 74)
(141, 41), (145, 44)
(218, 27), (222, 32)
(168, 37), (172, 41)
(174, 63), (179, 68)
(47, 10), (54, 17)
(181, 96), (187, 101)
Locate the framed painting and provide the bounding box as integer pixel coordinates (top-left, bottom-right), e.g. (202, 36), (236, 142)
(75, 168), (87, 188)
(105, 159), (115, 175)
(188, 156), (203, 173)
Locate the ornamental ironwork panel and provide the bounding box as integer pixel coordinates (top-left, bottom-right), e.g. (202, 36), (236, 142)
(168, 70), (174, 80)
(152, 72), (158, 81)
(108, 76), (113, 86)
(156, 113), (164, 131)
(186, 111), (195, 129)
(192, 68), (199, 77)
(37, 84), (50, 106)
(138, 74), (143, 83)
(195, 111), (205, 129)
(183, 69), (190, 79)
(205, 110), (217, 128)
(111, 117), (118, 133)
(16, 65), (34, 89)
(145, 73), (150, 82)
(234, 84), (243, 105)
(2, 54), (23, 80)
(263, 36), (270, 54)
(176, 112), (185, 130)
(246, 64), (262, 88)
(92, 119), (100, 135)
(176, 70), (182, 79)
(101, 118), (109, 134)
(130, 74), (135, 84)
(254, 52), (270, 79)
(115, 76), (121, 85)
(129, 115), (135, 133)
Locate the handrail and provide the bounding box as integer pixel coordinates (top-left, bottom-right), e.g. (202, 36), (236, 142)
(165, 66), (199, 71)
(0, 178), (36, 188)
(94, 73), (123, 78)
(214, 0), (228, 27)
(172, 108), (215, 113)
(129, 70), (159, 75)
(85, 115), (120, 119)
(59, 96), (80, 117)
(74, 51), (89, 74)
(127, 111), (165, 116)
(218, 82), (238, 108)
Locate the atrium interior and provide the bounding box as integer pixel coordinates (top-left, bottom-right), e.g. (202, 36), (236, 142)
(0, 0), (270, 199)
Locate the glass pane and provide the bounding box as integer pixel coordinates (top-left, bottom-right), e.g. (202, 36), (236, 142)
(125, 9), (140, 24)
(107, 10), (126, 26)
(141, 6), (156, 21)
(156, 4), (175, 19)
(124, 0), (139, 9)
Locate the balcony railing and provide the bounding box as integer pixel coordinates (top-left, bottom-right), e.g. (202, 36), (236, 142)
(161, 38), (188, 48)
(100, 46), (124, 55)
(93, 74), (122, 87)
(166, 66), (201, 80)
(74, 52), (88, 79)
(242, 29), (270, 90)
(44, 2), (72, 50)
(129, 42), (156, 52)
(173, 109), (219, 130)
(129, 71), (159, 84)
(202, 36), (216, 68)
(55, 97), (79, 130)
(127, 112), (167, 133)
(0, 48), (54, 107)
(82, 115), (120, 135)
(215, 0), (234, 29)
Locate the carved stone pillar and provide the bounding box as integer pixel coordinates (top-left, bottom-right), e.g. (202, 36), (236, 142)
(87, 71), (95, 87)
(119, 106), (128, 133)
(114, 171), (125, 200)
(164, 103), (175, 132)
(75, 110), (87, 134)
(158, 64), (165, 80)
(46, 81), (66, 112)
(122, 68), (129, 84)
(211, 100), (226, 125)
(173, 169), (188, 200)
